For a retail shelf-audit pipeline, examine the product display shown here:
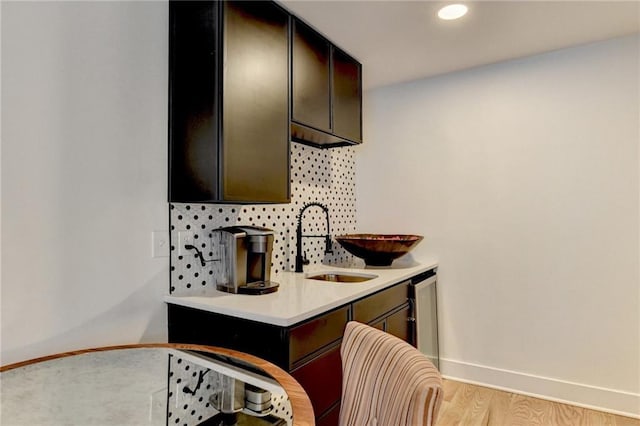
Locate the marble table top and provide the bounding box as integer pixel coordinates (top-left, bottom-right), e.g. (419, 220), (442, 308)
(0, 344), (313, 426)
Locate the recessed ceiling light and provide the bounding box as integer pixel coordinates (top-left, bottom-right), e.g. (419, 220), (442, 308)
(438, 4), (468, 20)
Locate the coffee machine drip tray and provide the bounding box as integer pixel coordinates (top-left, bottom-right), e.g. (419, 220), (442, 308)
(236, 281), (279, 295)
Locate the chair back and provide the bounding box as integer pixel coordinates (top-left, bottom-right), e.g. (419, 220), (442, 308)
(339, 321), (443, 426)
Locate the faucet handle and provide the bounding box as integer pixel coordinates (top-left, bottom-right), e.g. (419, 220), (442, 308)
(324, 235), (333, 254)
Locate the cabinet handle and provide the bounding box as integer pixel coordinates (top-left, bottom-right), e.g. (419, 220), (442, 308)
(407, 317), (416, 322)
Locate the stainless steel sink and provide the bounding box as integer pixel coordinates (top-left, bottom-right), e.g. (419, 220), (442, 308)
(306, 272), (378, 283)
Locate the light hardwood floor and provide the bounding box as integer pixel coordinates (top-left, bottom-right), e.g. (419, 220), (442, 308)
(437, 379), (640, 426)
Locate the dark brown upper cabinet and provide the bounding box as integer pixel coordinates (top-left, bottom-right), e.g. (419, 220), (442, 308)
(169, 1), (290, 204)
(291, 19), (363, 148)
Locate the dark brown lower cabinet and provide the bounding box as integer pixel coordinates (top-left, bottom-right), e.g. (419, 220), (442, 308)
(168, 278), (417, 425)
(291, 343), (343, 417)
(316, 402), (341, 426)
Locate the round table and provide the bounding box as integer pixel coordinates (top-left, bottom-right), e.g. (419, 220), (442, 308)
(0, 343), (314, 426)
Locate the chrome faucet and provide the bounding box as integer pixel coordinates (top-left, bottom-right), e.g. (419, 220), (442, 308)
(295, 202), (333, 273)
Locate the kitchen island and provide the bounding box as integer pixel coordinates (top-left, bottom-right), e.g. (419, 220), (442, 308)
(166, 258), (438, 425)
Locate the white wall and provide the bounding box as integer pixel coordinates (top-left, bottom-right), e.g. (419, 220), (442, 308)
(358, 35), (639, 416)
(1, 1), (169, 365)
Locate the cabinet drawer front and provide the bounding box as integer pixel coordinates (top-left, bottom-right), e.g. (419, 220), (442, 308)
(289, 306), (349, 365)
(291, 343), (342, 419)
(385, 304), (412, 343)
(353, 281), (409, 325)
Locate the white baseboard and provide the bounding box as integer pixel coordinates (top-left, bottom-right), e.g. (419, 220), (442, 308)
(440, 358), (640, 419)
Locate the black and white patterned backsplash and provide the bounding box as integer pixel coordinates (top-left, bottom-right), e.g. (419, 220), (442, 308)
(169, 144), (358, 295)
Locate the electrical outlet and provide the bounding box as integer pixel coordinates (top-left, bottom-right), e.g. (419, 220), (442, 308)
(152, 231), (170, 258)
(178, 231), (194, 256)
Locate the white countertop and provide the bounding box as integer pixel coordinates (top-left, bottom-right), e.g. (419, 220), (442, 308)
(164, 257), (438, 327)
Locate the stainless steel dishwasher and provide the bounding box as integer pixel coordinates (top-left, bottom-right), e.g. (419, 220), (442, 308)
(410, 269), (440, 369)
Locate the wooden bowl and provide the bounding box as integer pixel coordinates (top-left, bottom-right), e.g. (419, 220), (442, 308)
(335, 234), (424, 266)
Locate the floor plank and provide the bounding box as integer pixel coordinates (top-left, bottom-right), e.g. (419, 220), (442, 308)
(504, 393), (550, 426)
(437, 380), (639, 426)
(548, 400), (584, 425)
(443, 379), (462, 403)
(486, 387), (512, 426)
(582, 408), (617, 426)
(458, 384), (493, 426)
(438, 382), (477, 424)
(615, 414), (640, 426)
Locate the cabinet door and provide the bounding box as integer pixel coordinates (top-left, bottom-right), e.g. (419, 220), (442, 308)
(332, 47), (362, 143)
(415, 276), (439, 368)
(316, 402), (340, 426)
(222, 1), (290, 202)
(385, 304), (412, 344)
(169, 1), (219, 202)
(292, 19), (331, 133)
(291, 343), (343, 420)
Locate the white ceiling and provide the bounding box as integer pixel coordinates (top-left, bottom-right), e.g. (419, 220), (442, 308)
(280, 0), (640, 89)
